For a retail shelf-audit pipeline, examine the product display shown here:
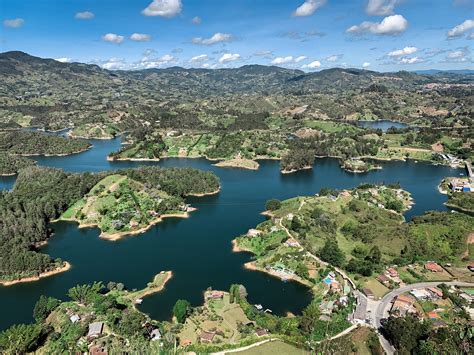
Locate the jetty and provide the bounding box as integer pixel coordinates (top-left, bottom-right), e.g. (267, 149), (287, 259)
(466, 161), (473, 183)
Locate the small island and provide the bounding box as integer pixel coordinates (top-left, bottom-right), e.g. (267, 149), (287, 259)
(59, 173), (214, 240)
(213, 157), (259, 170)
(340, 158), (381, 173)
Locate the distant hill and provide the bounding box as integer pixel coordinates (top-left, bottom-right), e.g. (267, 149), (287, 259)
(415, 69), (474, 75)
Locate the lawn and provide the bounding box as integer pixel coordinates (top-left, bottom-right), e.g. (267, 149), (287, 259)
(231, 340), (309, 355)
(362, 278), (390, 299)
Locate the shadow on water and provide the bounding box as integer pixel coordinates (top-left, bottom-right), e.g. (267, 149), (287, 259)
(0, 136), (463, 329)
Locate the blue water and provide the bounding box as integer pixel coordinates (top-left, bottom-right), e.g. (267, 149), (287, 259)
(0, 135), (462, 330)
(356, 120), (409, 132)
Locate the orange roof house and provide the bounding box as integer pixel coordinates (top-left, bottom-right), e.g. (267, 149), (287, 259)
(425, 262), (443, 272)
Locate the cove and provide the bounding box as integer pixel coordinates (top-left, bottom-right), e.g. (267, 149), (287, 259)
(356, 120), (409, 131)
(0, 136), (462, 330)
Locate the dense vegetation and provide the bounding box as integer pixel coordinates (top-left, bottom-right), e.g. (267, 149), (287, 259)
(0, 166), (219, 281)
(0, 152), (35, 175)
(0, 130), (90, 155)
(382, 314), (473, 354)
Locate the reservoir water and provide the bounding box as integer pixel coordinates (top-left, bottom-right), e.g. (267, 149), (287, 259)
(356, 120), (408, 131)
(0, 136), (462, 330)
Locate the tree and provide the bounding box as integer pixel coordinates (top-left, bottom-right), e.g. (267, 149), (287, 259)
(383, 315), (430, 353)
(33, 295), (60, 322)
(265, 199), (281, 211)
(299, 301), (320, 336)
(67, 282), (103, 305)
(173, 299), (191, 323)
(319, 238), (345, 267)
(0, 324), (43, 354)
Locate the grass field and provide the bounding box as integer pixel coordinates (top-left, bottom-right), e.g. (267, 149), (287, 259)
(362, 278), (390, 299)
(230, 340), (309, 355)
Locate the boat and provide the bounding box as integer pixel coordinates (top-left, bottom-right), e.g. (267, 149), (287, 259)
(135, 298), (143, 304)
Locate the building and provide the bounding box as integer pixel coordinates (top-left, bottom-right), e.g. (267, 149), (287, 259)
(449, 178), (472, 192)
(391, 294), (416, 316)
(410, 288), (431, 300)
(377, 274), (390, 285)
(70, 314), (80, 323)
(247, 229), (262, 237)
(425, 262), (443, 272)
(426, 311), (439, 320)
(89, 345), (108, 355)
(427, 286), (443, 298)
(284, 238), (301, 248)
(87, 322), (104, 340)
(200, 331), (215, 344)
(255, 329), (268, 337)
(207, 291), (225, 300)
(150, 329), (161, 341)
(387, 267), (399, 278)
(362, 288), (375, 299)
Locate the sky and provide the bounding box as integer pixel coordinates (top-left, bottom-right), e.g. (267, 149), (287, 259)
(1, 0), (473, 72)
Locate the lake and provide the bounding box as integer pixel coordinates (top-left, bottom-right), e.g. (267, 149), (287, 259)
(0, 136), (462, 330)
(356, 120), (409, 131)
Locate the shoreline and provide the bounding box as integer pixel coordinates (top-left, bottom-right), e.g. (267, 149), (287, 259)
(107, 156), (160, 162)
(231, 239), (252, 253)
(0, 261), (71, 286)
(129, 271), (173, 308)
(57, 208), (198, 242)
(244, 261), (313, 288)
(213, 158), (260, 171)
(187, 186), (221, 197)
(280, 165), (312, 174)
(14, 145), (92, 157)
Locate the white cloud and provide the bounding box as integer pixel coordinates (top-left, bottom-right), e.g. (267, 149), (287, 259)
(447, 19), (474, 38)
(442, 47), (471, 62)
(3, 18), (24, 28)
(192, 16), (202, 24)
(101, 58), (127, 70)
(448, 50), (466, 59)
(302, 60), (322, 69)
(192, 32), (233, 45)
(399, 56), (424, 64)
(96, 53), (178, 70)
(75, 11), (94, 20)
(295, 55), (307, 63)
(469, 32), (474, 39)
(346, 14), (408, 35)
(102, 33), (124, 44)
(219, 53), (240, 63)
(271, 56), (294, 64)
(326, 54), (342, 62)
(366, 0), (399, 16)
(190, 54), (209, 62)
(293, 0), (326, 17)
(388, 46), (418, 57)
(142, 0), (182, 17)
(362, 62), (371, 68)
(130, 33), (151, 42)
(55, 57), (72, 63)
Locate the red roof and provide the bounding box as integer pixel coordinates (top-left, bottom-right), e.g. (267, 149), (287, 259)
(425, 262), (443, 272)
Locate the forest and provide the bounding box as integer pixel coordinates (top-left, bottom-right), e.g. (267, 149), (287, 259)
(0, 131), (91, 156)
(0, 166), (219, 282)
(0, 152), (35, 175)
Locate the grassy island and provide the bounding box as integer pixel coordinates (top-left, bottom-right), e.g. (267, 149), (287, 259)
(0, 166), (219, 283)
(59, 174), (193, 240)
(340, 158), (381, 173)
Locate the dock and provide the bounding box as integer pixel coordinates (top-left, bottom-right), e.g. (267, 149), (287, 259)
(466, 162), (473, 183)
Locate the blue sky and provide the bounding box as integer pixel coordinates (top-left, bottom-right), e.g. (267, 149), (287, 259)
(1, 0), (473, 71)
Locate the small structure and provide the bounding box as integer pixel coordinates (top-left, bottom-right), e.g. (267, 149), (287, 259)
(427, 287), (443, 298)
(150, 328), (161, 341)
(425, 262), (443, 272)
(426, 311), (439, 320)
(89, 345), (108, 355)
(362, 288), (375, 299)
(284, 238), (301, 248)
(449, 178), (472, 192)
(378, 274), (390, 285)
(135, 298), (143, 304)
(255, 329), (268, 337)
(247, 229), (262, 237)
(432, 320), (447, 329)
(70, 314), (80, 323)
(87, 322), (104, 340)
(468, 263), (474, 272)
(410, 288), (431, 300)
(129, 220), (139, 228)
(180, 339), (192, 347)
(330, 280), (341, 293)
(387, 267), (399, 278)
(254, 304), (263, 311)
(200, 331), (215, 344)
(207, 291), (225, 300)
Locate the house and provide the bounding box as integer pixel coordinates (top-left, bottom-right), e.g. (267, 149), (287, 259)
(255, 329), (268, 337)
(362, 288), (375, 299)
(87, 322), (104, 340)
(129, 220), (139, 228)
(286, 213), (294, 221)
(70, 314), (80, 323)
(387, 267), (398, 278)
(432, 320), (447, 329)
(427, 287), (443, 298)
(410, 289), (431, 300)
(200, 331), (215, 344)
(459, 293), (473, 302)
(247, 229), (262, 237)
(89, 345), (108, 355)
(377, 274), (391, 285)
(207, 291), (225, 300)
(150, 328), (161, 341)
(284, 238), (301, 248)
(391, 294), (416, 315)
(426, 311), (439, 320)
(320, 300), (335, 315)
(425, 262), (443, 272)
(449, 178), (472, 192)
(180, 339), (192, 347)
(330, 281), (341, 293)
